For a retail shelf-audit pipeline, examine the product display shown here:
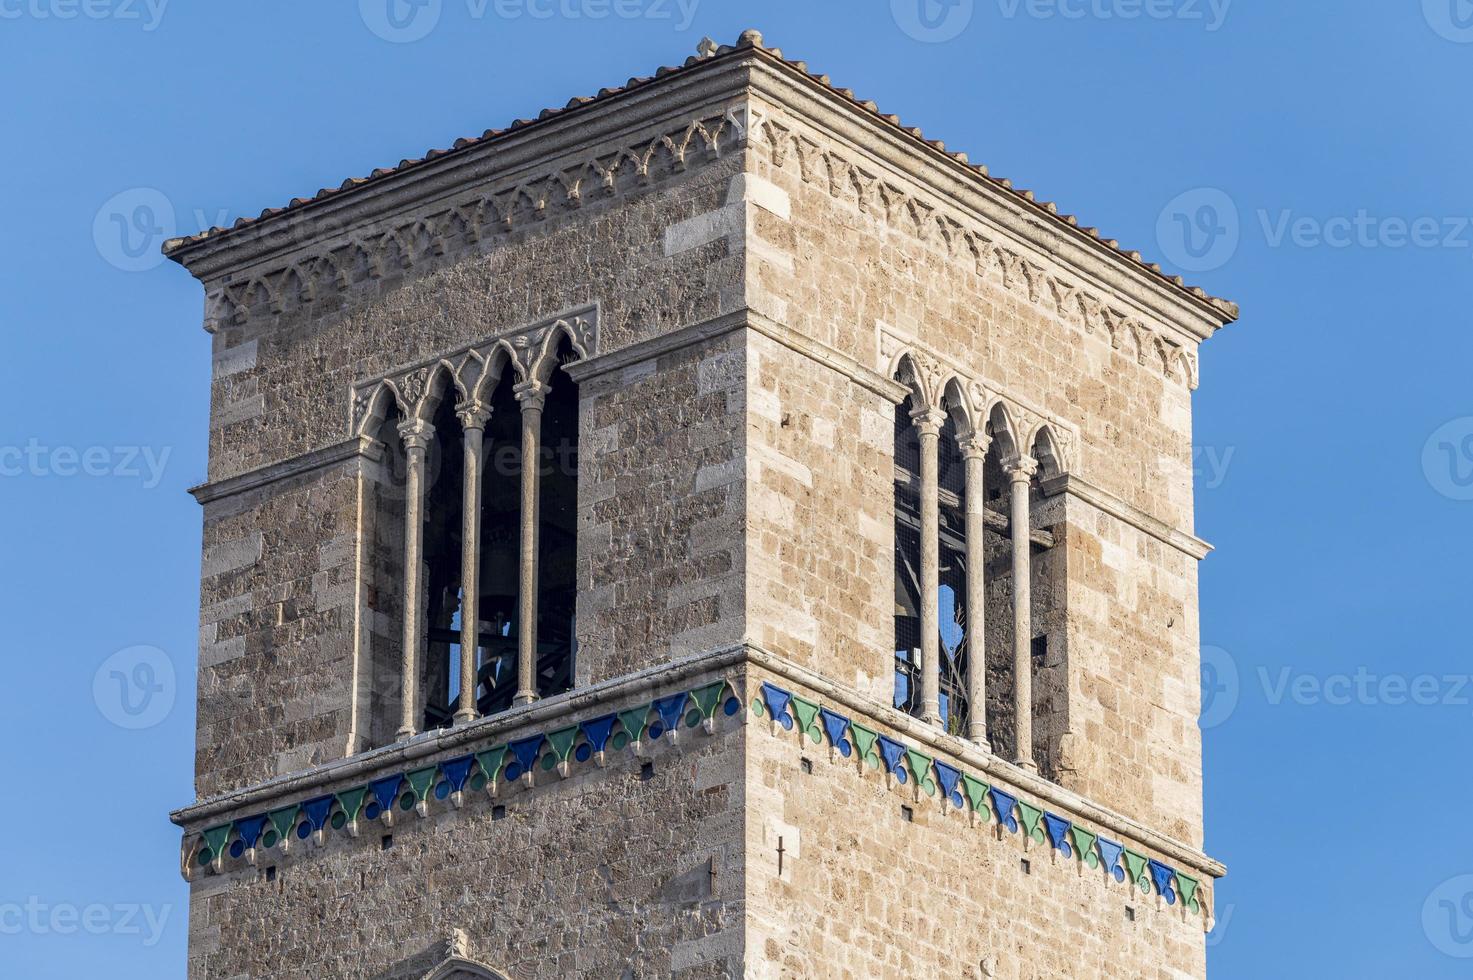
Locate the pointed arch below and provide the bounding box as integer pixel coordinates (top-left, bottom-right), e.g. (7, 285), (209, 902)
(940, 374), (979, 442)
(1028, 423), (1069, 481)
(348, 305), (599, 437)
(421, 957), (512, 980)
(985, 399), (1021, 462)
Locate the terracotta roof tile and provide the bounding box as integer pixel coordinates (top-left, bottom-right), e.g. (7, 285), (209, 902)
(163, 28), (1235, 317)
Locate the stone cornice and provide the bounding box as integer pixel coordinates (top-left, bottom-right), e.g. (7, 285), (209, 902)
(744, 646), (1226, 881)
(170, 642), (1224, 884)
(565, 307), (909, 405)
(170, 644), (749, 829)
(165, 55), (761, 287)
(1041, 473), (1213, 561)
(188, 436), (383, 506)
(743, 59), (1233, 347)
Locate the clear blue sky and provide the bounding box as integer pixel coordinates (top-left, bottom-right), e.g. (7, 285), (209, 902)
(3, 2), (1471, 976)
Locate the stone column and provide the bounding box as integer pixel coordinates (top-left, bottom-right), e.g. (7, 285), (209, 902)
(396, 418), (434, 741)
(961, 435), (992, 751)
(454, 403), (491, 725)
(912, 407), (946, 727)
(513, 383), (547, 706)
(1005, 453), (1039, 771)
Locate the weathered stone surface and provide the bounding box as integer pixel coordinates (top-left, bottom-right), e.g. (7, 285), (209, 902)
(169, 35), (1231, 980)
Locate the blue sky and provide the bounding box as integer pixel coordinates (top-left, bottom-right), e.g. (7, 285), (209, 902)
(3, 2), (1471, 976)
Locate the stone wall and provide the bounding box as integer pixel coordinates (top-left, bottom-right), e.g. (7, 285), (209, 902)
(191, 110), (751, 800)
(183, 668), (748, 980)
(739, 85), (1210, 835)
(173, 40), (1228, 980)
(742, 666), (1211, 980)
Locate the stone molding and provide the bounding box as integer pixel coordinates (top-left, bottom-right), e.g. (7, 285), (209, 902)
(170, 642), (1224, 884)
(564, 307), (908, 405)
(746, 95), (1205, 387)
(743, 62), (1230, 347)
(188, 435), (383, 506)
(190, 96), (751, 333)
(350, 305), (598, 435)
(879, 322), (1078, 475)
(1041, 473), (1213, 561)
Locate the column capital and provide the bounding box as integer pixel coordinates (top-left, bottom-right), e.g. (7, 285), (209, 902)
(455, 400), (492, 431)
(514, 380), (550, 411)
(1002, 453), (1039, 482)
(959, 434), (992, 461)
(908, 405), (947, 437)
(396, 417), (435, 452)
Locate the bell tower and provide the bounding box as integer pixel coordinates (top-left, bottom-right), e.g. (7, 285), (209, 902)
(169, 30), (1234, 979)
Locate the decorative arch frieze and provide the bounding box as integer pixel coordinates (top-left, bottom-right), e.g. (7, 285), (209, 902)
(748, 106), (1201, 390)
(350, 307), (598, 437)
(200, 105), (751, 333)
(879, 329), (1076, 477)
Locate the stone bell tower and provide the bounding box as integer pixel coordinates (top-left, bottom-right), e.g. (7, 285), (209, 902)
(167, 30), (1235, 979)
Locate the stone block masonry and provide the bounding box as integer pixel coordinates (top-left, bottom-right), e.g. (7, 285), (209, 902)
(167, 29), (1235, 980)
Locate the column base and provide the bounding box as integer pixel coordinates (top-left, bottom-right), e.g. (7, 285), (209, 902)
(1014, 758), (1038, 773)
(513, 691), (539, 706)
(452, 710), (476, 726)
(970, 734), (993, 755)
(396, 726), (418, 742)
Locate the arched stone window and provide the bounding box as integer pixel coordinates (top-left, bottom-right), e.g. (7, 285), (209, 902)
(889, 348), (1066, 775)
(352, 312), (592, 747)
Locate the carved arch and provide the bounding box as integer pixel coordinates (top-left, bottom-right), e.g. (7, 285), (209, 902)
(940, 375), (980, 442)
(421, 956), (512, 980)
(890, 350), (947, 414)
(525, 316), (595, 385)
(985, 399), (1024, 462)
(1028, 423), (1070, 481)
